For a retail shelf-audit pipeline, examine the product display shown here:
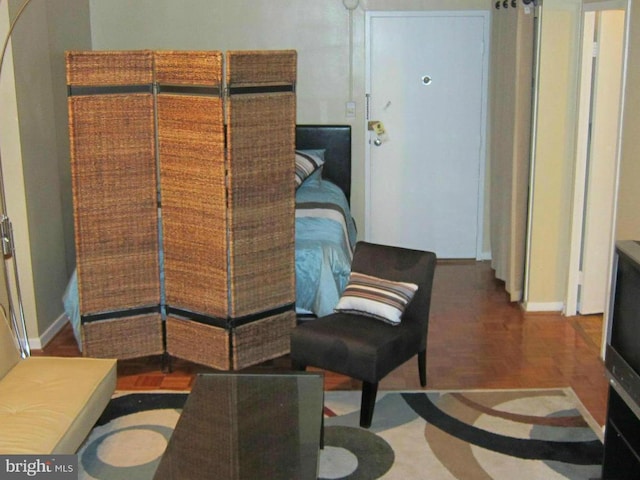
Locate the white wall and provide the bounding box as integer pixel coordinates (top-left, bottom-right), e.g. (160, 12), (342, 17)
(89, 0), (492, 241)
(2, 0), (91, 345)
(1, 0), (37, 343)
(616, 0), (640, 241)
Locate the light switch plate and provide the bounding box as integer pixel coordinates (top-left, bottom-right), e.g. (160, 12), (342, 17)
(345, 101), (356, 118)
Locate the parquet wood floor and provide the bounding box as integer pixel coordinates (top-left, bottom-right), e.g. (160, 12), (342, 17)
(38, 260), (609, 426)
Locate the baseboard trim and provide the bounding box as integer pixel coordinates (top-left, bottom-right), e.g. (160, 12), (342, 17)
(29, 312), (68, 350)
(521, 301), (564, 313)
(477, 250), (492, 261)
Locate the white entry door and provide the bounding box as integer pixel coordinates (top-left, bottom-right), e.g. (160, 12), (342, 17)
(365, 12), (489, 259)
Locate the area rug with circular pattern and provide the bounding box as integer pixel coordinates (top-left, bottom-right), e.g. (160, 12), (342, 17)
(77, 388), (603, 479)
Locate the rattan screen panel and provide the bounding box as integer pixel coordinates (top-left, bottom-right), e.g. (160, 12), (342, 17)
(69, 93), (160, 315)
(158, 94), (226, 317)
(226, 50), (297, 87)
(165, 316), (230, 370)
(232, 310), (296, 370)
(226, 93), (296, 318)
(66, 50), (153, 87)
(82, 313), (163, 359)
(154, 51), (223, 86)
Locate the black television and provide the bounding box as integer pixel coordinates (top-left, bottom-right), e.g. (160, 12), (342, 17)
(605, 240), (640, 417)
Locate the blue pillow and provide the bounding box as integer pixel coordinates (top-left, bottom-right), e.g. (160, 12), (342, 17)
(295, 149), (325, 189)
(301, 167), (323, 188)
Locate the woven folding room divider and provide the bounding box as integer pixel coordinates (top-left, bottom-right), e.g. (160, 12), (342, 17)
(225, 51), (297, 369)
(156, 51), (227, 319)
(67, 51), (163, 359)
(67, 50), (297, 369)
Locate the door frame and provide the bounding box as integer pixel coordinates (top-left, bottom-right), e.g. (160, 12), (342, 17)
(364, 10), (490, 260)
(565, 0), (629, 321)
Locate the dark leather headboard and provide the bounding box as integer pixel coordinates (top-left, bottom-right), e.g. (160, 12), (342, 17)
(295, 125), (352, 204)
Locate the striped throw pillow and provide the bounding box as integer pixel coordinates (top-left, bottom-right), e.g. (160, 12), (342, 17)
(295, 150), (325, 189)
(334, 272), (418, 325)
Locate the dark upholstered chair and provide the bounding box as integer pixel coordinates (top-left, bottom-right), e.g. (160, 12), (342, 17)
(290, 241), (437, 428)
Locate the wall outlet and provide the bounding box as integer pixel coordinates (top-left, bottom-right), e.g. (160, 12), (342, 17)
(345, 101), (356, 118)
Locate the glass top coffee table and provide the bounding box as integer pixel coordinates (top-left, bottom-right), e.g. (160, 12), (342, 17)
(153, 372), (324, 480)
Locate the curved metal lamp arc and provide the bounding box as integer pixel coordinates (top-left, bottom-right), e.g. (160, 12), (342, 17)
(0, 0), (34, 358)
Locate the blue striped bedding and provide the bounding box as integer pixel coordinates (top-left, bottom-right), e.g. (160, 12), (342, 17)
(295, 177), (357, 317)
(63, 176), (356, 349)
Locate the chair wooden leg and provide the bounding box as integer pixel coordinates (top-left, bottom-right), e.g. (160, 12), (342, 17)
(292, 361), (306, 371)
(418, 350), (427, 387)
(161, 352), (173, 374)
(360, 381), (379, 428)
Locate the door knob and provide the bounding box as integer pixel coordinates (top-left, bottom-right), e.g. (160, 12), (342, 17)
(373, 138), (382, 146)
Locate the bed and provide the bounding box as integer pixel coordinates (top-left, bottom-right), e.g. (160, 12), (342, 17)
(63, 124), (356, 349)
(294, 125), (357, 318)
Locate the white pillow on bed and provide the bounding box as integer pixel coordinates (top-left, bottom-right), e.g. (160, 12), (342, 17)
(295, 149), (325, 189)
(334, 272), (418, 326)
